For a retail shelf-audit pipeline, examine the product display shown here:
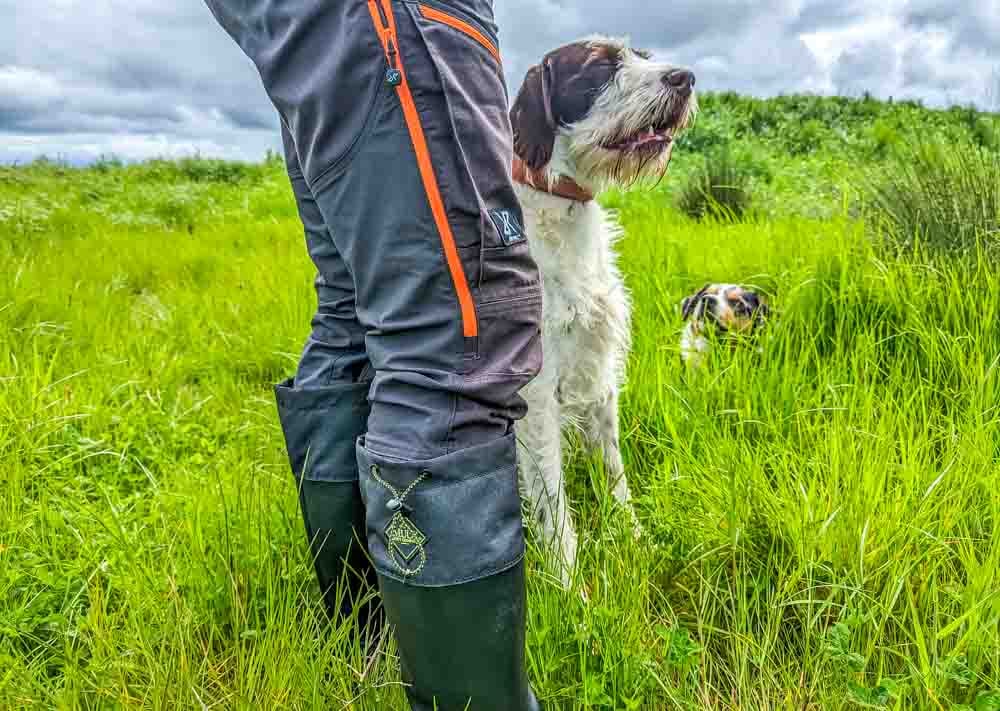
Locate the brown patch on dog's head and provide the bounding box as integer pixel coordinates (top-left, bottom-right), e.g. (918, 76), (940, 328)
(510, 40), (628, 171)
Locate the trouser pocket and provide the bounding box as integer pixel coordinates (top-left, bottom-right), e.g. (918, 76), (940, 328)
(368, 0), (541, 348)
(401, 0), (522, 248)
(357, 433), (525, 587)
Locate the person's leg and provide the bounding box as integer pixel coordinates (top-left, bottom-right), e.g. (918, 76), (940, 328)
(339, 5), (542, 705)
(274, 124), (380, 636)
(205, 0), (542, 707)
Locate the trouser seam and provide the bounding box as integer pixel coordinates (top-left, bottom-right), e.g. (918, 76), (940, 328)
(310, 79), (388, 194)
(444, 391), (459, 455)
(365, 439), (441, 463)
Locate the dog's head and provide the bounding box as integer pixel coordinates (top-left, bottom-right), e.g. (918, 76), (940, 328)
(681, 284), (769, 335)
(510, 37), (697, 191)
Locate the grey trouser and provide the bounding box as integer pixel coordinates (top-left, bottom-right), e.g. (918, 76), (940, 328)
(204, 0), (542, 582)
(209, 3), (544, 706)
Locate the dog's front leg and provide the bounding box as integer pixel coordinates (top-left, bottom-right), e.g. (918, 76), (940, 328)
(518, 397), (578, 588)
(586, 392), (641, 537)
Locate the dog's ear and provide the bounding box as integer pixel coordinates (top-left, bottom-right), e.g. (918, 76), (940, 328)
(742, 291), (768, 318)
(511, 41), (623, 172)
(682, 285), (710, 320)
(511, 60), (557, 171)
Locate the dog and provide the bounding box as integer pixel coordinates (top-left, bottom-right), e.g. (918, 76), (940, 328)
(680, 284), (769, 367)
(509, 37), (697, 585)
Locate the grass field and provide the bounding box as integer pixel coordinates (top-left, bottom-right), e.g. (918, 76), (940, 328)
(3, 106), (1000, 709)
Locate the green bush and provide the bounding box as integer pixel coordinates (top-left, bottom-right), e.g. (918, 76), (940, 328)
(862, 136), (1000, 254)
(782, 118), (829, 156)
(868, 118), (902, 157)
(971, 117), (999, 150)
(675, 150), (753, 221)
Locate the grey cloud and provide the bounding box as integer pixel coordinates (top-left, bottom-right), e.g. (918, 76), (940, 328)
(219, 106), (278, 131)
(496, 0), (799, 90)
(101, 53), (190, 92)
(1, 1), (279, 162)
(903, 0), (1000, 52)
(671, 25), (824, 96)
(790, 0), (873, 32)
(0, 0), (994, 163)
(832, 41), (899, 97)
(899, 41), (995, 108)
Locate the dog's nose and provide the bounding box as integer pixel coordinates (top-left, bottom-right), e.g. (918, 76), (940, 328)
(663, 69), (696, 92)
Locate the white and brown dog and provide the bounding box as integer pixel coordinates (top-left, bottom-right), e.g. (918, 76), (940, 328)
(509, 37), (697, 584)
(680, 284), (769, 367)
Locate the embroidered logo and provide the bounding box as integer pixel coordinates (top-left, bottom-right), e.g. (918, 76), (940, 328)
(489, 208), (525, 245)
(385, 513), (427, 566)
(369, 466), (430, 578)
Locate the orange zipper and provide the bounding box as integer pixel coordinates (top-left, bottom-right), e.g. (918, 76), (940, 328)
(367, 0), (479, 341)
(418, 4), (501, 64)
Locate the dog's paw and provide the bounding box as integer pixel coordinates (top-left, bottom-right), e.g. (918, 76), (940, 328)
(632, 519), (644, 540)
(624, 506), (643, 540)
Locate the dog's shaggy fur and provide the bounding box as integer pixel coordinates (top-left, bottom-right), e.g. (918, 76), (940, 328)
(510, 37), (697, 583)
(680, 284), (769, 367)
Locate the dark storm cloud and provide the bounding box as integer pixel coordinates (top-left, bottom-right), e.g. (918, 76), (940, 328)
(101, 54), (189, 92)
(0, 0), (994, 163)
(220, 106), (278, 131)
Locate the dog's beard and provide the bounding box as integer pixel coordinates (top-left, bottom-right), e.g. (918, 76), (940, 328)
(566, 55), (697, 190)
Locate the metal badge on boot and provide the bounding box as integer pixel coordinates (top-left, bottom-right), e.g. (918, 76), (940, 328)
(372, 466), (430, 578)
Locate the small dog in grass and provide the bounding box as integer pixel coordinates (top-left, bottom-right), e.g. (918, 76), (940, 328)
(680, 284), (769, 366)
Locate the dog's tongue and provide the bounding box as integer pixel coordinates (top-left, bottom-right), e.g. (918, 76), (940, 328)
(636, 126), (671, 144)
(609, 126), (673, 150)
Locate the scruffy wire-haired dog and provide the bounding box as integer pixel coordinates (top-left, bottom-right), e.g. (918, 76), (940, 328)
(510, 37), (697, 585)
(680, 284), (769, 367)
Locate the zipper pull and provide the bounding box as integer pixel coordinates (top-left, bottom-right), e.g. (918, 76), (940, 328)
(385, 38), (402, 86)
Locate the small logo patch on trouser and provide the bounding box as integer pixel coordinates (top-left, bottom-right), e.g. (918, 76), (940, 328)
(489, 208), (525, 245)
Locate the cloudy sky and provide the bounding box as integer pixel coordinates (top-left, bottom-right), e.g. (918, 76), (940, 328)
(3, 0), (998, 164)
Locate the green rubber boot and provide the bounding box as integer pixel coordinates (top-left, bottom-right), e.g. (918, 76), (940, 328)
(357, 434), (541, 710)
(275, 379), (381, 638)
(381, 563), (540, 710)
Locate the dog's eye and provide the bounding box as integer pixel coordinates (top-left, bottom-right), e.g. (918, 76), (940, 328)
(631, 48), (652, 60)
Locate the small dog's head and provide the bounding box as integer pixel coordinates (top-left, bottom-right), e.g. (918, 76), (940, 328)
(680, 284), (769, 365)
(510, 37), (697, 192)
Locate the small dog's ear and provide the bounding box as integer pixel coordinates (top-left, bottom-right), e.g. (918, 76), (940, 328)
(682, 285), (710, 320)
(681, 296), (695, 320)
(510, 59), (557, 171)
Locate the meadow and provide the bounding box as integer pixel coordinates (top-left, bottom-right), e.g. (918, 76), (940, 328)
(2, 94), (999, 709)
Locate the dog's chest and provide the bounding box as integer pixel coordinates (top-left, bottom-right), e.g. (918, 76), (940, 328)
(521, 195), (631, 403)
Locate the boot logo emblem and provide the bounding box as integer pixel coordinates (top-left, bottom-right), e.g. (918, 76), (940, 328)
(370, 466), (430, 578)
(385, 513), (428, 567)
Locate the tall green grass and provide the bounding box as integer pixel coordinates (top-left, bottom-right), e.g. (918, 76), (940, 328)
(2, 159), (999, 709)
(862, 137), (1000, 255)
(675, 151), (754, 222)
